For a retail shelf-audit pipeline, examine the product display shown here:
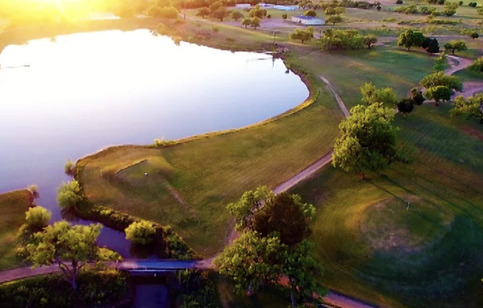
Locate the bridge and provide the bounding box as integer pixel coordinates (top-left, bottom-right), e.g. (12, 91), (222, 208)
(113, 258), (215, 275)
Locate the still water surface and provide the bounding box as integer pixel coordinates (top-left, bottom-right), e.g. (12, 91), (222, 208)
(0, 29), (308, 256)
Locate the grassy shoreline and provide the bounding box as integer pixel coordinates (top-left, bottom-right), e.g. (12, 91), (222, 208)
(0, 190), (34, 271)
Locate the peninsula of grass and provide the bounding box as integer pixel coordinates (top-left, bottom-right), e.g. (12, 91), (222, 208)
(294, 103), (483, 307)
(0, 190), (34, 271)
(76, 17), (444, 257)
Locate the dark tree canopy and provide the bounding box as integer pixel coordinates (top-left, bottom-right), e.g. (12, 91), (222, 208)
(397, 98), (415, 114)
(254, 192), (314, 246)
(422, 37), (440, 54)
(410, 87), (426, 105)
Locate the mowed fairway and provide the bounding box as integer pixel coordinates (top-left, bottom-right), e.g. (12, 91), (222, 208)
(294, 104), (483, 307)
(0, 190), (33, 270)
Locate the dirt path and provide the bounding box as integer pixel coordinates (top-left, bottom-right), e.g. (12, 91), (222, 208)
(445, 55), (474, 76)
(320, 75), (352, 118)
(0, 265), (60, 284)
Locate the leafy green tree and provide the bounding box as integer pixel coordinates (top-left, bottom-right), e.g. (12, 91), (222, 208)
(450, 94), (483, 123)
(253, 192), (315, 246)
(363, 34), (377, 49)
(444, 40), (467, 55)
(326, 14), (343, 25)
(124, 220), (156, 245)
(319, 29), (364, 50)
(470, 32), (479, 39)
(304, 9), (317, 17)
(397, 29), (425, 50)
(434, 52), (446, 71)
(424, 85), (453, 105)
(226, 185), (273, 231)
(248, 5), (267, 18)
(196, 7), (210, 18)
(214, 231), (283, 295)
(360, 82), (398, 106)
(419, 71), (463, 91)
(209, 0), (222, 11)
(324, 6), (345, 15)
(241, 18), (251, 28)
(470, 56), (483, 72)
(332, 102), (397, 179)
(211, 6), (229, 21)
(282, 240), (326, 307)
(289, 27), (315, 43)
(250, 17), (261, 29)
(25, 206), (51, 230)
(397, 98), (415, 115)
(24, 221), (120, 290)
(57, 180), (83, 209)
(230, 10), (244, 21)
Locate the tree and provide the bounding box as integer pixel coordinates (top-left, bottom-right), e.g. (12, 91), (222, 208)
(360, 82), (398, 106)
(248, 5), (267, 18)
(304, 9), (317, 17)
(226, 185), (273, 231)
(289, 27), (315, 43)
(470, 32), (479, 39)
(424, 85), (453, 105)
(64, 160), (75, 176)
(363, 34), (377, 49)
(211, 6), (229, 21)
(196, 7), (210, 18)
(25, 206), (51, 231)
(410, 87), (426, 105)
(434, 52), (446, 71)
(282, 13), (288, 20)
(24, 221), (120, 290)
(332, 102), (397, 179)
(419, 71), (463, 91)
(319, 29), (364, 50)
(250, 17), (261, 29)
(444, 40), (467, 55)
(397, 98), (415, 115)
(241, 18), (252, 28)
(230, 10), (244, 21)
(282, 240), (325, 307)
(470, 56), (483, 72)
(253, 192), (315, 246)
(214, 231), (283, 296)
(324, 6), (345, 15)
(57, 180), (83, 209)
(422, 37), (440, 54)
(326, 14), (342, 25)
(450, 94), (483, 123)
(124, 220), (156, 245)
(397, 29), (425, 51)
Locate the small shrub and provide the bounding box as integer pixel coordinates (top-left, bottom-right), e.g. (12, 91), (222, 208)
(57, 180), (83, 209)
(64, 160), (75, 176)
(282, 13), (288, 19)
(470, 32), (479, 39)
(468, 1), (477, 7)
(25, 206), (51, 230)
(125, 220), (156, 245)
(27, 184), (39, 199)
(396, 0), (403, 4)
(470, 57), (483, 72)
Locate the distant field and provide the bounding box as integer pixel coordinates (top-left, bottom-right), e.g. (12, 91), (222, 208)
(0, 190), (33, 271)
(295, 103), (483, 307)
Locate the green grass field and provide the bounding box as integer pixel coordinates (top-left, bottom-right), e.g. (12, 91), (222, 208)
(5, 7), (479, 307)
(0, 190), (33, 271)
(294, 103), (483, 307)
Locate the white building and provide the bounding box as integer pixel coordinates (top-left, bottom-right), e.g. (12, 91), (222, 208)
(291, 15), (325, 25)
(235, 3), (251, 9)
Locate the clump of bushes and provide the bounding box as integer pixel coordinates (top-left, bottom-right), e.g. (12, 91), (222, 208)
(57, 180), (84, 209)
(0, 269), (129, 308)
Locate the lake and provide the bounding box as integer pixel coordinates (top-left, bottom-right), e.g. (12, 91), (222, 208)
(0, 29), (309, 256)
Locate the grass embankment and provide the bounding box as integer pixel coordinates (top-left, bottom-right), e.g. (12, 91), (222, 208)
(0, 190), (33, 271)
(295, 104), (483, 308)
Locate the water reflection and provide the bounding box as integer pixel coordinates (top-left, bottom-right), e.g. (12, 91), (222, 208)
(0, 29), (308, 256)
